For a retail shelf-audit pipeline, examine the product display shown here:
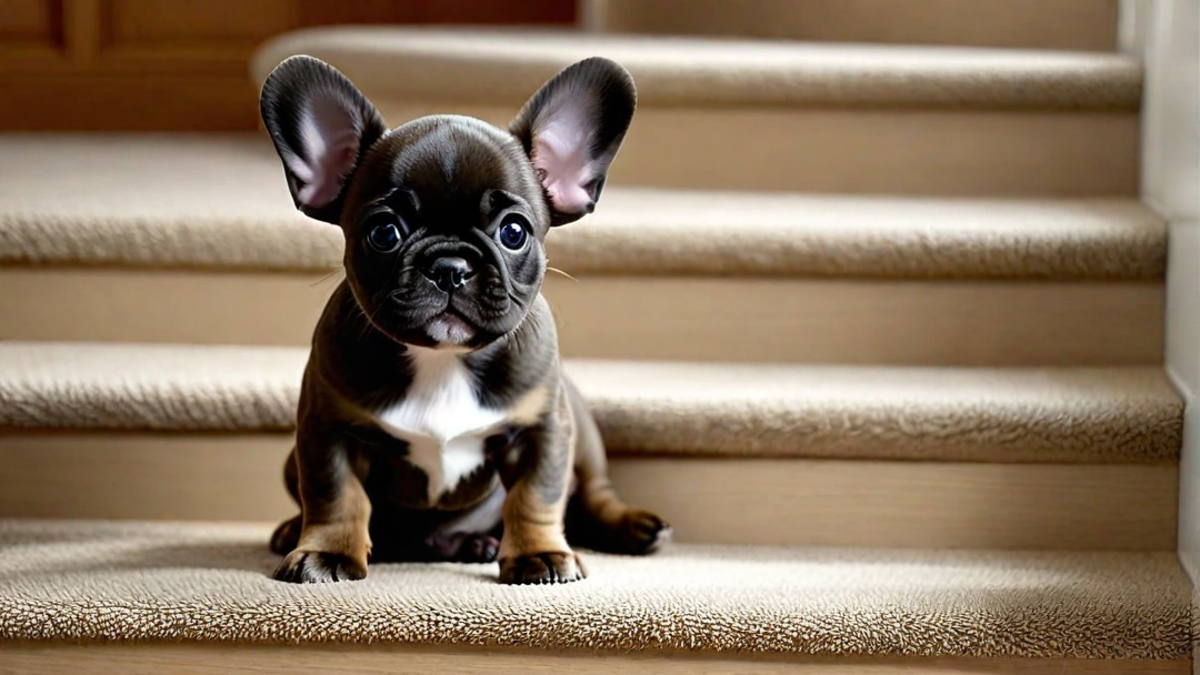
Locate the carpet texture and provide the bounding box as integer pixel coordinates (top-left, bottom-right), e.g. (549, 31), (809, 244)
(0, 342), (1181, 464)
(595, 0), (1119, 52)
(250, 28), (1142, 111)
(0, 136), (1166, 280)
(0, 520), (1189, 659)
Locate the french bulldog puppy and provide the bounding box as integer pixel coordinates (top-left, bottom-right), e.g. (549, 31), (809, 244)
(260, 55), (670, 585)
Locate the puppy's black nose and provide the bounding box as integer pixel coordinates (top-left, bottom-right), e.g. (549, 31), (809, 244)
(421, 256), (474, 292)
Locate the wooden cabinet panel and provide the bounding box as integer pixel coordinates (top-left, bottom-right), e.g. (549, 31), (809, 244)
(296, 0), (576, 27)
(0, 0), (577, 129)
(0, 0), (62, 45)
(104, 0), (294, 45)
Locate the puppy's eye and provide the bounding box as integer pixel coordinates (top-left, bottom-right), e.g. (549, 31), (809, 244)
(368, 222), (401, 252)
(497, 215), (528, 250)
(365, 213), (404, 253)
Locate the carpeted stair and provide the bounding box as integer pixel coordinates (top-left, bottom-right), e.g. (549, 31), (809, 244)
(0, 136), (1167, 365)
(588, 0), (1120, 50)
(0, 520), (1189, 661)
(0, 12), (1191, 675)
(248, 28), (1143, 196)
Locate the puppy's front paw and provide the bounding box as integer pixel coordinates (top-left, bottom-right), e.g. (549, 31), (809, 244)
(499, 551), (585, 585)
(273, 550), (368, 584)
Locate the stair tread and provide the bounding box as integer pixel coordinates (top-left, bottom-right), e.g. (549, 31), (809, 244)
(250, 27), (1141, 111)
(0, 341), (1181, 463)
(0, 518), (1188, 659)
(0, 135), (1166, 280)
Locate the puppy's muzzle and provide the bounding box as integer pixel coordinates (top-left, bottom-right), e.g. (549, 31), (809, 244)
(421, 256), (475, 293)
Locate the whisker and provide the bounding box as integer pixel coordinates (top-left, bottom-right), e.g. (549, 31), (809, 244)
(546, 266), (578, 282)
(309, 267), (344, 289)
(358, 298), (388, 342)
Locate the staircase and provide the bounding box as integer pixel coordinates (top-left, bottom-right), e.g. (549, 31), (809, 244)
(0, 3), (1191, 673)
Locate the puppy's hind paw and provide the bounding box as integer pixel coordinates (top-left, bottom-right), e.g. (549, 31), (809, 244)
(273, 550), (368, 584)
(458, 534), (500, 564)
(616, 510), (672, 555)
(268, 515), (302, 555)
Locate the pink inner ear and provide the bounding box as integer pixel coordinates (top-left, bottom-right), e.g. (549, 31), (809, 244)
(530, 105), (596, 215)
(288, 95), (361, 209)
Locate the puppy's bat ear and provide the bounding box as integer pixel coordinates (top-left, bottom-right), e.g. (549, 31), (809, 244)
(259, 55), (388, 225)
(510, 57), (636, 227)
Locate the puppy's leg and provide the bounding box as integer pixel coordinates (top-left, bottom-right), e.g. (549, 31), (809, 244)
(497, 391), (584, 585)
(565, 377), (671, 555)
(269, 447), (302, 555)
(273, 432), (372, 584)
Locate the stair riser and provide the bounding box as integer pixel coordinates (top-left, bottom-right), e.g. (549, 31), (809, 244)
(374, 104), (1138, 196)
(4, 643), (1188, 675)
(0, 269), (1163, 366)
(0, 434), (1175, 551)
(593, 0), (1119, 52)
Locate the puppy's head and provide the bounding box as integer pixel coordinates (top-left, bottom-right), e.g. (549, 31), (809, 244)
(259, 55), (635, 349)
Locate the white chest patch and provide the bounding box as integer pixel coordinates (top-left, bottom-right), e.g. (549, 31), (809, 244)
(375, 347), (508, 503)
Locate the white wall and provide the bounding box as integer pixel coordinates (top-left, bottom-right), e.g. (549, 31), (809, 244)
(1125, 0), (1200, 582)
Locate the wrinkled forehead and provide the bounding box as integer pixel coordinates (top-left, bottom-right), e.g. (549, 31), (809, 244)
(346, 116), (548, 229)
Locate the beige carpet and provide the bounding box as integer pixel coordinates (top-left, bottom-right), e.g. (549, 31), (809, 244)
(250, 28), (1141, 111)
(0, 136), (1166, 280)
(594, 0), (1118, 51)
(0, 519), (1188, 658)
(0, 341), (1181, 463)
